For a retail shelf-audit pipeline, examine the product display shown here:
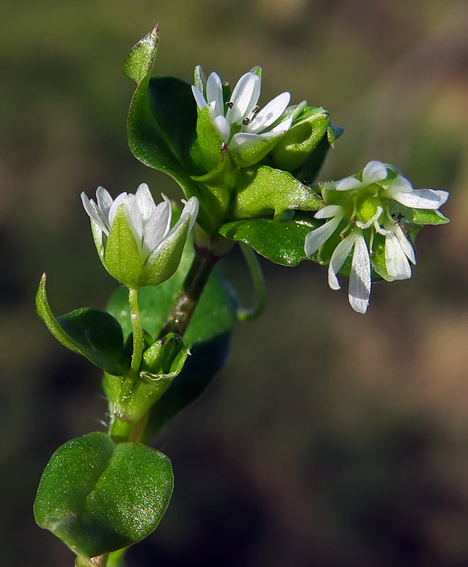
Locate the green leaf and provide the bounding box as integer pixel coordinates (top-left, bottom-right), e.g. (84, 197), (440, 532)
(36, 275), (127, 376)
(230, 165), (323, 221)
(125, 28), (198, 197)
(219, 213), (322, 266)
(34, 432), (173, 563)
(147, 76), (198, 167)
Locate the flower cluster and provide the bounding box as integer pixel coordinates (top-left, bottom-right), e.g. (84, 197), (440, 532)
(191, 66), (306, 168)
(81, 184), (198, 289)
(304, 161), (449, 313)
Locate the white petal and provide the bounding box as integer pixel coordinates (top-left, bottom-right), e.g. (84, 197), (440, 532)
(328, 233), (356, 290)
(388, 174), (413, 194)
(336, 176), (363, 191)
(385, 231), (411, 280)
(135, 183), (156, 222)
(349, 234), (371, 314)
(391, 188), (449, 210)
(362, 160), (387, 185)
(268, 115), (293, 134)
(142, 194), (172, 256)
(191, 85), (207, 110)
(123, 195), (143, 246)
(164, 196), (199, 242)
(248, 92), (291, 133)
(108, 193), (129, 227)
(81, 192), (109, 234)
(393, 223), (416, 264)
(206, 72), (224, 116)
(304, 215), (342, 256)
(96, 186), (113, 223)
(179, 196), (199, 233)
(229, 132), (259, 152)
(226, 72), (261, 124)
(212, 114), (231, 143)
(315, 205), (345, 219)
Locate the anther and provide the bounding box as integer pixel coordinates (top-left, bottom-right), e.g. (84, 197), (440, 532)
(226, 101), (234, 109)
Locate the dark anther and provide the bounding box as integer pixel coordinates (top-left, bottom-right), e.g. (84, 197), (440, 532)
(242, 117), (251, 125)
(226, 101), (234, 109)
(252, 105), (260, 115)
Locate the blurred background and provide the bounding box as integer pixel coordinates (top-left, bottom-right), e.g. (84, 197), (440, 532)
(1, 0), (468, 565)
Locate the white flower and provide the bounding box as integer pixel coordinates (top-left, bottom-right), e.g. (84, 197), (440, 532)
(81, 184), (199, 288)
(305, 160), (449, 313)
(305, 208), (372, 314)
(192, 67), (305, 167)
(335, 160), (449, 211)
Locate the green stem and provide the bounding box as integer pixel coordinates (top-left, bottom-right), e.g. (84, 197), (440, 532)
(158, 246), (219, 338)
(236, 242), (266, 322)
(128, 287), (143, 380)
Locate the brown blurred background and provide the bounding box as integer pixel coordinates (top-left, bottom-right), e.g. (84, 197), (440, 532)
(1, 0), (468, 565)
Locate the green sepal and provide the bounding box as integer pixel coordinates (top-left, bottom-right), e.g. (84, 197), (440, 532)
(190, 104), (225, 172)
(125, 26), (198, 198)
(193, 64), (206, 92)
(263, 107), (330, 171)
(36, 275), (127, 376)
(123, 24), (159, 86)
(219, 212), (322, 266)
(230, 164), (323, 221)
(34, 432), (173, 563)
(327, 122), (344, 146)
(144, 214), (191, 286)
(104, 206), (144, 288)
(292, 135), (331, 184)
(105, 335), (191, 424)
(191, 144), (238, 234)
(231, 129), (289, 169)
(386, 199), (450, 226)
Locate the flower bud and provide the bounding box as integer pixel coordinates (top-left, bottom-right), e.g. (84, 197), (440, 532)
(81, 184), (198, 289)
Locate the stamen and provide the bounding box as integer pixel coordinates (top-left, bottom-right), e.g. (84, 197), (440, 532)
(252, 105), (261, 115)
(226, 101), (234, 109)
(242, 117), (251, 125)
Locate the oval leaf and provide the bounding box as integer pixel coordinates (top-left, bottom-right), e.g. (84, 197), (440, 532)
(219, 213), (322, 266)
(34, 432), (173, 562)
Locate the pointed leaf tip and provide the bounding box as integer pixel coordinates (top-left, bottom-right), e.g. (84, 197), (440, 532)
(123, 24), (160, 86)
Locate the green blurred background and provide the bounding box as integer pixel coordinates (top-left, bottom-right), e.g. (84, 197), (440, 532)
(1, 0), (468, 565)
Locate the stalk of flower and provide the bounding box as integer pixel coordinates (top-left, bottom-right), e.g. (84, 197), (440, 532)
(304, 160), (449, 314)
(191, 66), (306, 168)
(81, 183), (199, 290)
